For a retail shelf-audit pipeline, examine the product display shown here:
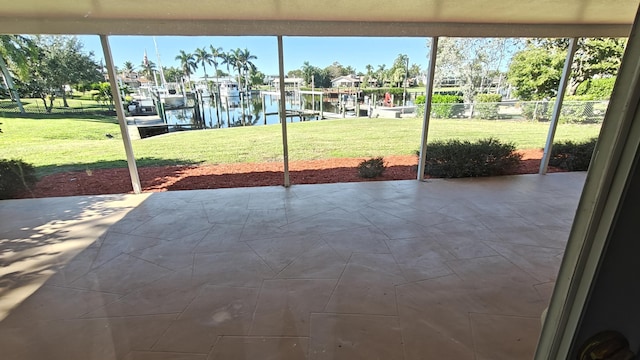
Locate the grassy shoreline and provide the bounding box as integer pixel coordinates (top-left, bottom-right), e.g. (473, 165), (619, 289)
(0, 115), (600, 177)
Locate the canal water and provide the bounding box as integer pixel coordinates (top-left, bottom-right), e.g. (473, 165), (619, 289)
(163, 93), (415, 130)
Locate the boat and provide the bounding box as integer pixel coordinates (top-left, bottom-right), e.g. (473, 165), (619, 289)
(195, 83), (211, 98)
(160, 88), (186, 109)
(219, 81), (240, 98)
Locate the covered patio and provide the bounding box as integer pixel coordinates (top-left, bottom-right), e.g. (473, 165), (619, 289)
(3, 0), (640, 359)
(0, 173), (584, 359)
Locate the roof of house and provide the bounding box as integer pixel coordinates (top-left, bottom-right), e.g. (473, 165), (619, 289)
(331, 75), (361, 83)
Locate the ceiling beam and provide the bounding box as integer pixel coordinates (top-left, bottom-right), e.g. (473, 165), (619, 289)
(0, 19), (631, 38)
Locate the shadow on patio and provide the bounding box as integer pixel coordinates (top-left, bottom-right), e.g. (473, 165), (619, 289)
(0, 172), (586, 359)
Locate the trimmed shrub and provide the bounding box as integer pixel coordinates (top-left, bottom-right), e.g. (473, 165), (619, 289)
(549, 138), (597, 171)
(422, 138), (522, 178)
(0, 159), (38, 199)
(415, 94), (465, 118)
(575, 77), (616, 100)
(431, 94), (465, 119)
(474, 94), (502, 119)
(358, 157), (386, 178)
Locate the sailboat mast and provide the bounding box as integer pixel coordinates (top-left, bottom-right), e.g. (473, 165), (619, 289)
(153, 36), (168, 86)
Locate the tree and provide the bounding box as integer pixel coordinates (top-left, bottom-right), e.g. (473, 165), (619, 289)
(362, 64), (375, 88)
(287, 69), (303, 78)
(506, 46), (565, 100)
(122, 61), (136, 75)
(163, 66), (183, 83)
(193, 47), (213, 81)
(507, 38), (625, 100)
(409, 63), (422, 82)
(301, 61), (314, 85)
(209, 45), (223, 90)
(375, 64), (389, 86)
(208, 45), (224, 123)
(533, 38), (626, 95)
(389, 54), (409, 87)
(236, 48), (257, 92)
(175, 50), (197, 88)
(91, 82), (116, 111)
(28, 35), (102, 110)
(433, 38), (523, 102)
(295, 62), (331, 88)
(249, 69), (265, 86)
(0, 35), (37, 113)
(140, 59), (156, 81)
(325, 61), (347, 79)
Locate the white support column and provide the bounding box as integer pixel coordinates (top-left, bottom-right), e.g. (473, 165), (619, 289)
(100, 35), (141, 194)
(417, 37), (439, 181)
(277, 36), (290, 187)
(539, 37), (579, 174)
(534, 7), (640, 358)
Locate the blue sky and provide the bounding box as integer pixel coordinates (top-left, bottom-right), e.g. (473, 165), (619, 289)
(77, 35), (431, 77)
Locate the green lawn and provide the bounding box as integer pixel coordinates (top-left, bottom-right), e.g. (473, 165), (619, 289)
(0, 97), (110, 113)
(0, 114), (601, 176)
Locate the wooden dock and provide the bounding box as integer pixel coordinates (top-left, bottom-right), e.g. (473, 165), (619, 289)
(264, 109), (322, 121)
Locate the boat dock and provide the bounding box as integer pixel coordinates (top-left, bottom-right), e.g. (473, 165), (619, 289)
(126, 116), (168, 139)
(263, 109), (322, 121)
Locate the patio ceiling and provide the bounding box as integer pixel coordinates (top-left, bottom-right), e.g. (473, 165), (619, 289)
(0, 0), (637, 37)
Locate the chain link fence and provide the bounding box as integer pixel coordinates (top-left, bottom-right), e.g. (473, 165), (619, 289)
(0, 100), (114, 115)
(419, 100), (609, 123)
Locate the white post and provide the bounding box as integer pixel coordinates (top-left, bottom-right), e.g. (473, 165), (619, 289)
(277, 36), (290, 187)
(539, 37), (579, 174)
(100, 35), (141, 194)
(535, 7), (640, 357)
(417, 37), (439, 181)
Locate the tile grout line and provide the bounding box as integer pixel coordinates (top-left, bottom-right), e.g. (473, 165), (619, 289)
(149, 312), (183, 351)
(247, 279), (265, 336)
(322, 252), (352, 312)
(273, 237), (325, 278)
(469, 311), (480, 360)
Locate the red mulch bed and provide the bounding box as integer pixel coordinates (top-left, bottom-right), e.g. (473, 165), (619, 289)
(18, 149), (563, 199)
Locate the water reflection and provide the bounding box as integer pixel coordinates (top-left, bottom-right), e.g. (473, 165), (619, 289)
(162, 92), (416, 131)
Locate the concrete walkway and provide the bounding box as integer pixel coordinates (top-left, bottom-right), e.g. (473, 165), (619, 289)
(0, 173), (586, 359)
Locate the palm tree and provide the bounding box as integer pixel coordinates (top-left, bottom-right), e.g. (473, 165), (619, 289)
(175, 50), (197, 89)
(193, 47), (213, 81)
(376, 64), (388, 86)
(121, 61), (136, 84)
(365, 64), (373, 75)
(225, 49), (240, 88)
(122, 61), (135, 75)
(0, 35), (35, 114)
(140, 59), (157, 82)
(219, 51), (233, 126)
(364, 64), (374, 87)
(238, 48), (257, 92)
(220, 51), (231, 77)
(209, 45), (224, 124)
(229, 48), (257, 93)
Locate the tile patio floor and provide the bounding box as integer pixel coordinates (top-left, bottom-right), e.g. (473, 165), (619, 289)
(0, 173), (586, 360)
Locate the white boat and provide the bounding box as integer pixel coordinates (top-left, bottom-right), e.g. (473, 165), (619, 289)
(162, 94), (186, 108)
(158, 87), (186, 109)
(219, 81), (240, 98)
